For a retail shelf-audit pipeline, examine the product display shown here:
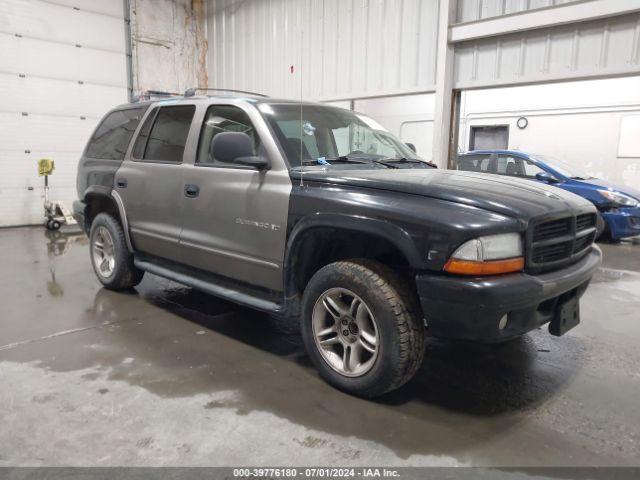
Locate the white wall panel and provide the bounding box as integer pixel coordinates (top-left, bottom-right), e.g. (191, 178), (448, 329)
(459, 76), (640, 186)
(0, 151), (82, 226)
(0, 0), (127, 226)
(1, 0), (125, 52)
(0, 73), (125, 118)
(454, 13), (640, 89)
(0, 33), (127, 87)
(618, 114), (640, 158)
(0, 113), (97, 152)
(47, 0), (125, 18)
(206, 0), (439, 101)
(456, 0), (581, 24)
(354, 93), (435, 160)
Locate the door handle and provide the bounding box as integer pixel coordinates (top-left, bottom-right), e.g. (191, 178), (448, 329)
(184, 184), (200, 198)
(116, 178), (127, 188)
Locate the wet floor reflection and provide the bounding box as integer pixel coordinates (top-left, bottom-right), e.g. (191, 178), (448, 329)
(44, 228), (87, 298)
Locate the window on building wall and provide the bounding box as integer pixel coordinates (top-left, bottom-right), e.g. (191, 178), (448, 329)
(618, 115), (640, 157)
(470, 125), (509, 150)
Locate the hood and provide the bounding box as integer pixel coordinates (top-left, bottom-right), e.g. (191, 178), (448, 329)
(578, 177), (640, 201)
(293, 168), (594, 220)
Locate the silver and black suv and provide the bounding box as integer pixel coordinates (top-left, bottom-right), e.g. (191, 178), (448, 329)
(74, 92), (602, 397)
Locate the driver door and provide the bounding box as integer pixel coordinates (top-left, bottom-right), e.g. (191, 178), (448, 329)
(179, 103), (291, 291)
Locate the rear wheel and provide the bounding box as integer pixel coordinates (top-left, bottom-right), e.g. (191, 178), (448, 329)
(301, 259), (425, 397)
(89, 213), (144, 290)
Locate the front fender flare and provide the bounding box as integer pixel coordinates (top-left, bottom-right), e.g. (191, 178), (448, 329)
(283, 213), (423, 300)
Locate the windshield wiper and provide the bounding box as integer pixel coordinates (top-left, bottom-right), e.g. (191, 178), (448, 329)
(323, 156), (399, 169)
(380, 157), (438, 168)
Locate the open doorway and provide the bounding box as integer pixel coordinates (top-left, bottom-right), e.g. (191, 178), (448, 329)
(469, 125), (509, 150)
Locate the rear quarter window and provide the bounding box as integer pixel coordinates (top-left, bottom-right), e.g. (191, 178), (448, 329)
(84, 107), (147, 160)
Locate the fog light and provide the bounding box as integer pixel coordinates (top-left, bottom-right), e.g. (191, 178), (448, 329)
(498, 314), (508, 331)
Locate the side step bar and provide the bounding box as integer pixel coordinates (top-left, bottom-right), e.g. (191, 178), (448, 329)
(134, 257), (283, 314)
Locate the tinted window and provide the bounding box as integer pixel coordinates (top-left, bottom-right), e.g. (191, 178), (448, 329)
(523, 159), (545, 177)
(197, 105), (260, 165)
(496, 155), (544, 178)
(143, 105), (195, 162)
(85, 107), (146, 160)
(132, 107), (158, 159)
(458, 154), (491, 172)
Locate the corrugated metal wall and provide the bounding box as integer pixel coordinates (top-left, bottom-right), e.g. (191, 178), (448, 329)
(206, 0), (440, 100)
(454, 12), (640, 89)
(455, 0), (580, 24)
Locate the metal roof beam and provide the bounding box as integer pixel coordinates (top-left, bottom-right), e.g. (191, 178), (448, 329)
(450, 0), (640, 44)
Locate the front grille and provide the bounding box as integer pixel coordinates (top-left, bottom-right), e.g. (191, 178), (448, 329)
(532, 241), (572, 263)
(573, 233), (594, 253)
(528, 213), (597, 272)
(576, 213), (596, 232)
(533, 217), (571, 242)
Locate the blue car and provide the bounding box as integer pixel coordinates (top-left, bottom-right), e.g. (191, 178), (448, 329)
(457, 150), (640, 240)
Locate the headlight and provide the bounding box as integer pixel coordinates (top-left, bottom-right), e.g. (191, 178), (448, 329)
(444, 233), (524, 275)
(598, 189), (639, 207)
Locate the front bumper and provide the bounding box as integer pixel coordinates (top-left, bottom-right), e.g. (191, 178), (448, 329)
(601, 206), (640, 239)
(416, 246), (602, 342)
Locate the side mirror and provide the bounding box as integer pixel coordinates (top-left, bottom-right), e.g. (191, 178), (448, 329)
(536, 171), (559, 184)
(210, 132), (269, 170)
(405, 142), (416, 153)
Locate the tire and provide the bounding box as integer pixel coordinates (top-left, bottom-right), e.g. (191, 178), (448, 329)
(89, 213), (144, 290)
(301, 259), (425, 397)
(50, 220), (61, 230)
(595, 213), (606, 240)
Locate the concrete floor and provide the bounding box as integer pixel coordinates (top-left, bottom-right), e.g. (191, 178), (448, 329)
(1, 226), (639, 467)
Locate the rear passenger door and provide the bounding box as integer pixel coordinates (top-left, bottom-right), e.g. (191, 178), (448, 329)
(116, 104), (196, 262)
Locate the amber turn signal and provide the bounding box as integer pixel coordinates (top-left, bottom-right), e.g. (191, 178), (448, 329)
(443, 257), (525, 275)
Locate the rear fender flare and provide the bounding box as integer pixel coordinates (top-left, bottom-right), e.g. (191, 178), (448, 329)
(83, 187), (134, 253)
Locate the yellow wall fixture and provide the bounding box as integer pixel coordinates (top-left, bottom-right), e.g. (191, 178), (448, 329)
(38, 158), (55, 177)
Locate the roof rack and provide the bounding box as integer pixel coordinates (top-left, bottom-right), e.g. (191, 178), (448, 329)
(184, 88), (268, 98)
(133, 90), (182, 102)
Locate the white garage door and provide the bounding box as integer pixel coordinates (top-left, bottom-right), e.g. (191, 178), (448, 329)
(0, 0), (128, 227)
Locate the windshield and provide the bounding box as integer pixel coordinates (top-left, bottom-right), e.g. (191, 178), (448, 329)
(533, 154), (594, 180)
(258, 103), (425, 168)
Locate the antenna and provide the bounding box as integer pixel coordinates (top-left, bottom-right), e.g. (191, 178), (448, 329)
(299, 29), (304, 188)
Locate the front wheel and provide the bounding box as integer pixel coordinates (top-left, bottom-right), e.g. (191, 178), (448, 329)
(301, 260), (425, 397)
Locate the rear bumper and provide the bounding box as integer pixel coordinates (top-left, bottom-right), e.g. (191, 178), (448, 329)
(415, 246), (602, 342)
(72, 200), (87, 234)
(601, 207), (640, 239)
